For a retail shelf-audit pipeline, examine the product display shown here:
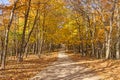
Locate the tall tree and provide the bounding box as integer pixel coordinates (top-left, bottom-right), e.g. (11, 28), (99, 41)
(0, 0), (18, 70)
(18, 0), (31, 62)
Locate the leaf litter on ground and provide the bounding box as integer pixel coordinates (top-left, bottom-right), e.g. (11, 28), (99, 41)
(0, 52), (58, 80)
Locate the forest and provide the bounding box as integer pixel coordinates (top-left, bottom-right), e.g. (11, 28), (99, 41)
(0, 0), (120, 80)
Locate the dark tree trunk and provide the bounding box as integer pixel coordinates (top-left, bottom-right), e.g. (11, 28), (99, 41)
(18, 0), (31, 62)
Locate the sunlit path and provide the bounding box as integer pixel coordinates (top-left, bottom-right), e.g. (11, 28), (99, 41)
(30, 51), (103, 80)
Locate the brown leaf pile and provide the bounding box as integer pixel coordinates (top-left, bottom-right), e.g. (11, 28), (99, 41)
(0, 52), (58, 80)
(67, 53), (120, 80)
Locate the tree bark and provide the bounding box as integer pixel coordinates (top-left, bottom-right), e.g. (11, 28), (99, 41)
(18, 0), (31, 62)
(116, 4), (120, 59)
(106, 1), (116, 59)
(0, 0), (18, 69)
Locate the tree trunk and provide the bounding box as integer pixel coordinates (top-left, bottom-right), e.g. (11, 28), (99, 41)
(105, 1), (116, 59)
(38, 4), (46, 57)
(105, 18), (113, 59)
(106, 36), (111, 59)
(0, 0), (18, 69)
(0, 38), (4, 63)
(18, 0), (31, 62)
(116, 6), (120, 59)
